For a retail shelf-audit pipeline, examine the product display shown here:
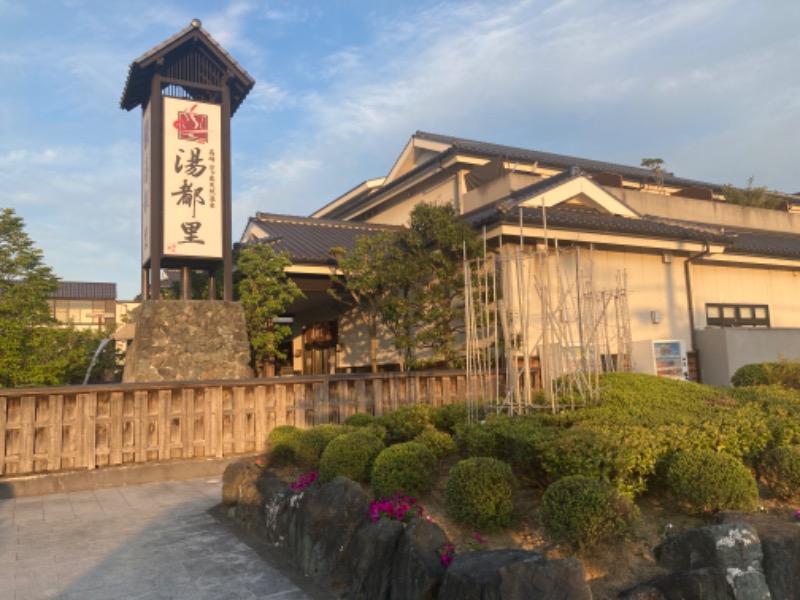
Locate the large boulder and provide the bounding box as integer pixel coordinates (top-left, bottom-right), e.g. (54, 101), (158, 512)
(439, 549), (592, 600)
(719, 511), (800, 600)
(291, 476), (372, 594)
(390, 517), (449, 600)
(345, 517), (405, 599)
(650, 522), (770, 600)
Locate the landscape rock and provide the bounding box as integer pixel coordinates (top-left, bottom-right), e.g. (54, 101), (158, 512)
(345, 517), (405, 599)
(390, 517), (449, 600)
(719, 511), (800, 600)
(291, 476), (371, 593)
(439, 549), (592, 600)
(651, 522), (770, 600)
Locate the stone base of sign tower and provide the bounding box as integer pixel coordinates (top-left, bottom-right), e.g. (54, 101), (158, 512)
(122, 301), (254, 383)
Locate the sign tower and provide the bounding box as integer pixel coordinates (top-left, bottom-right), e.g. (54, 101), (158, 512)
(120, 19), (254, 300)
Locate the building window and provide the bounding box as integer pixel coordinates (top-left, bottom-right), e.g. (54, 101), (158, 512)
(706, 304), (770, 328)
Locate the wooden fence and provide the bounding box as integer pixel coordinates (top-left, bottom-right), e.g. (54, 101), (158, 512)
(0, 371), (469, 477)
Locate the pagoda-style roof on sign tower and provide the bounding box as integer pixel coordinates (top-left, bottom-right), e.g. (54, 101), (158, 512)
(120, 19), (255, 115)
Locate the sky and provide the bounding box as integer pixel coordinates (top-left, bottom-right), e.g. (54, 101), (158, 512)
(2, 0), (799, 300)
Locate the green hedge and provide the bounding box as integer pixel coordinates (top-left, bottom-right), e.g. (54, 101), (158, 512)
(445, 457), (515, 531)
(370, 442), (437, 498)
(540, 475), (639, 550)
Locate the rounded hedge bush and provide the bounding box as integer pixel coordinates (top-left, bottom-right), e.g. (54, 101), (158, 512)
(267, 425), (303, 463)
(759, 445), (800, 500)
(429, 403), (469, 434)
(414, 428), (457, 460)
(343, 412), (375, 427)
(377, 403), (432, 445)
(295, 424), (350, 469)
(731, 363), (773, 387)
(663, 449), (759, 513)
(445, 457), (515, 531)
(370, 442), (436, 499)
(540, 475), (639, 550)
(319, 429), (385, 483)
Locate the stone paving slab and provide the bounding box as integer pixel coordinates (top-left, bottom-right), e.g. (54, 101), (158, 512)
(0, 476), (332, 599)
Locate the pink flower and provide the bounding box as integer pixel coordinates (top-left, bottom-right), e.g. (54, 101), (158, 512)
(289, 472), (318, 492)
(438, 544), (456, 567)
(792, 509), (800, 522)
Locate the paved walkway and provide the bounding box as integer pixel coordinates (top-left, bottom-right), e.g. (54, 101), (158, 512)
(0, 477), (331, 600)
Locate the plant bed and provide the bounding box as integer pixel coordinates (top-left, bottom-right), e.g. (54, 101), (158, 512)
(231, 453), (800, 600)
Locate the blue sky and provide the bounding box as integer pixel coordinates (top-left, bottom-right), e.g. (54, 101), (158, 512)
(2, 0), (799, 299)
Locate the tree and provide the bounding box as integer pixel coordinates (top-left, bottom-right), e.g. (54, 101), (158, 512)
(640, 158), (665, 191)
(330, 203), (480, 371)
(399, 203), (481, 368)
(330, 231), (396, 373)
(0, 208), (60, 387)
(723, 177), (786, 211)
(235, 243), (304, 377)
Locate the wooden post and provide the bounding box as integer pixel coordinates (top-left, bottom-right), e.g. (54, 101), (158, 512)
(233, 386), (246, 453)
(0, 396), (7, 475)
(109, 391), (123, 466)
(183, 387), (195, 459)
(254, 385), (268, 452)
(134, 390), (147, 463)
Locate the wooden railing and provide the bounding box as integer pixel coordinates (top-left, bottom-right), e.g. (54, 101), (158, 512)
(0, 371), (469, 477)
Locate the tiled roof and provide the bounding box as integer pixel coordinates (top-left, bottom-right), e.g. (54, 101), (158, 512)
(120, 21), (255, 115)
(466, 204), (728, 245)
(415, 131), (723, 191)
(50, 281), (117, 300)
(723, 231), (800, 259)
(242, 214), (400, 264)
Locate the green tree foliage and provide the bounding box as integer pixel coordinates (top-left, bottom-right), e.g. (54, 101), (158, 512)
(330, 203), (480, 370)
(330, 231), (396, 372)
(235, 243), (304, 376)
(0, 208), (60, 387)
(723, 177), (786, 211)
(640, 157), (665, 190)
(0, 208), (119, 387)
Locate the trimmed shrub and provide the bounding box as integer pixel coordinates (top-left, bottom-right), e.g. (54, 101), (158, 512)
(413, 428), (457, 460)
(377, 403), (432, 445)
(343, 412), (375, 427)
(295, 424), (350, 469)
(370, 442), (437, 498)
(731, 363), (774, 387)
(445, 457), (515, 531)
(318, 429), (385, 483)
(732, 361), (800, 389)
(663, 449), (759, 513)
(429, 402), (469, 434)
(454, 418), (504, 458)
(759, 445), (800, 500)
(267, 425), (303, 463)
(540, 475), (639, 550)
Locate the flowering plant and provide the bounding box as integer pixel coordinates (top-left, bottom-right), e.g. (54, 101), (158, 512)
(793, 509), (800, 522)
(438, 544), (456, 567)
(468, 533), (487, 551)
(254, 457), (267, 469)
(367, 494), (423, 523)
(289, 472), (318, 492)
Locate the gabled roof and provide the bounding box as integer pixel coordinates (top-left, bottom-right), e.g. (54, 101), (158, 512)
(509, 166), (639, 218)
(120, 20), (255, 115)
(414, 131), (722, 192)
(240, 214), (399, 265)
(316, 131), (725, 221)
(50, 281), (117, 300)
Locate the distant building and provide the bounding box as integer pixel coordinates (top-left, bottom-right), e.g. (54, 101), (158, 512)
(242, 131), (800, 385)
(49, 281), (117, 330)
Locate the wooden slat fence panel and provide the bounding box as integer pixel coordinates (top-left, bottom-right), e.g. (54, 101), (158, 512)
(0, 370), (480, 477)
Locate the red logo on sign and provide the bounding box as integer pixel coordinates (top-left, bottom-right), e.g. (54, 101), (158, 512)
(173, 104), (208, 143)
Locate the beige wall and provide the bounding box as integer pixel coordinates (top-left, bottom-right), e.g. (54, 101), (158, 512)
(692, 264), (800, 328)
(621, 189), (800, 235)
